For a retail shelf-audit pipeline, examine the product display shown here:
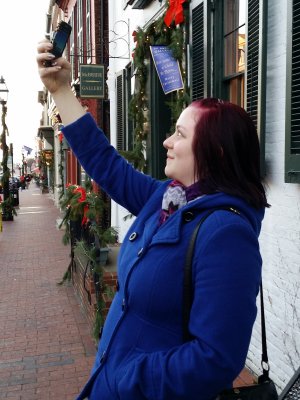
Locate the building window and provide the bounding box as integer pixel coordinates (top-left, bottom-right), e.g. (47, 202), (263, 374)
(191, 0), (267, 172)
(86, 0), (91, 61)
(223, 0), (246, 107)
(70, 12), (75, 82)
(77, 0), (83, 71)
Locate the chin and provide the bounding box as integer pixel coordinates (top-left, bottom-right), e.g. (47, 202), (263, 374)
(164, 169), (174, 180)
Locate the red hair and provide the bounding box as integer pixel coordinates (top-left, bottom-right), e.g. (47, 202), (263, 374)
(189, 98), (269, 209)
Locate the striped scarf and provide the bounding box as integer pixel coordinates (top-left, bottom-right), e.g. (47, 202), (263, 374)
(159, 180), (204, 225)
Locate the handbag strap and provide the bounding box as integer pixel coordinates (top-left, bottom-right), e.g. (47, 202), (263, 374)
(182, 207), (270, 381)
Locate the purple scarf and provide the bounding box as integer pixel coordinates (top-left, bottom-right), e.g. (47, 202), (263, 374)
(159, 180), (204, 225)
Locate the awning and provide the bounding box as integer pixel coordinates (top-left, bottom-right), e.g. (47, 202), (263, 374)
(31, 167), (40, 174)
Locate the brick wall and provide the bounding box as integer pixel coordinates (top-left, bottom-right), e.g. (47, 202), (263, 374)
(71, 249), (118, 341)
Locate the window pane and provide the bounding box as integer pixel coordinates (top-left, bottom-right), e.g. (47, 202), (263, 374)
(228, 75), (244, 107)
(224, 27), (246, 76)
(86, 0), (91, 58)
(224, 0), (246, 34)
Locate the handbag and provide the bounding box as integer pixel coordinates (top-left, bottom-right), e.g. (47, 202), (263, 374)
(183, 207), (279, 400)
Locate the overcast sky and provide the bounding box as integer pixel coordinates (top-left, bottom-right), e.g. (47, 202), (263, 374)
(0, 0), (50, 163)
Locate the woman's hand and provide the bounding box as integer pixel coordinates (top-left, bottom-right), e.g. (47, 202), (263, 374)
(36, 39), (71, 95)
(36, 38), (86, 125)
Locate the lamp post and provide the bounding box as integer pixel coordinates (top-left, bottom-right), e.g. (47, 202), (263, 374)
(10, 143), (13, 178)
(0, 75), (13, 220)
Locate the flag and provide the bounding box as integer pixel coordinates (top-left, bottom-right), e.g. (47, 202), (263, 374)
(22, 145), (33, 155)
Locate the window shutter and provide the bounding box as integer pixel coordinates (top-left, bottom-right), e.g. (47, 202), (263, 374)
(246, 0), (268, 176)
(116, 70), (126, 151)
(285, 0), (300, 183)
(190, 0), (211, 100)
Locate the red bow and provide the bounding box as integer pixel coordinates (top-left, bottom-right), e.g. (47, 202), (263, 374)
(72, 186), (89, 225)
(164, 0), (187, 27)
(73, 187), (86, 203)
(81, 205), (89, 226)
(58, 131), (64, 143)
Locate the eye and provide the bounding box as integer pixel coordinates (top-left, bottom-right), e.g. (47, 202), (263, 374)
(176, 131), (183, 137)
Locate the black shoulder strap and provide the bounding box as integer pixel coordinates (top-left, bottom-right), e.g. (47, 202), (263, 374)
(182, 206), (270, 379)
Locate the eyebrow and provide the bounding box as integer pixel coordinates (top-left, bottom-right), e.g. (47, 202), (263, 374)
(176, 124), (186, 131)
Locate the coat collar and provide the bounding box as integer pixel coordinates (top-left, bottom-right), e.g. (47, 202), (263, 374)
(126, 183), (264, 247)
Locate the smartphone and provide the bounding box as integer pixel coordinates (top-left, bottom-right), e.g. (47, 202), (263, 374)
(50, 21), (72, 58)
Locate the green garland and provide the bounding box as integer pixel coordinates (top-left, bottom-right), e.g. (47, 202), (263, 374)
(58, 180), (118, 341)
(58, 138), (65, 200)
(126, 11), (190, 171)
(70, 239), (117, 342)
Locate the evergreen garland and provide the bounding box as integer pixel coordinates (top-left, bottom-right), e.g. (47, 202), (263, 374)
(58, 137), (65, 200)
(127, 10), (190, 171)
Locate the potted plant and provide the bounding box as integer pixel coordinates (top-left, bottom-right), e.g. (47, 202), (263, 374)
(1, 195), (17, 221)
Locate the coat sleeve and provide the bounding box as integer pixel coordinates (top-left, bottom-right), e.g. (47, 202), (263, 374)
(116, 219), (262, 400)
(62, 113), (161, 216)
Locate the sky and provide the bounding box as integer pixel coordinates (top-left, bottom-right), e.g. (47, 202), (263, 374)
(0, 0), (50, 163)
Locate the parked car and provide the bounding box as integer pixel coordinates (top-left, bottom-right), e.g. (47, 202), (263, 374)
(9, 177), (21, 189)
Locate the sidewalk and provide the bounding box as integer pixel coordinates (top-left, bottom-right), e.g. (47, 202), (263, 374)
(0, 183), (255, 400)
(0, 184), (95, 400)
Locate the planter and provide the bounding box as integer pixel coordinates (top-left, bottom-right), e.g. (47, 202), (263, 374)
(99, 247), (110, 266)
(106, 244), (120, 271)
(2, 213), (13, 221)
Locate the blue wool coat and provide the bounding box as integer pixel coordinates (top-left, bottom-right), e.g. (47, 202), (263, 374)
(62, 114), (264, 400)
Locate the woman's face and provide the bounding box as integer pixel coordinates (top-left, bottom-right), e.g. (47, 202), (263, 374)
(163, 106), (199, 187)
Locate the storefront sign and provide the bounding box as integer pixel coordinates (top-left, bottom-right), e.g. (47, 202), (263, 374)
(80, 65), (105, 98)
(150, 46), (184, 94)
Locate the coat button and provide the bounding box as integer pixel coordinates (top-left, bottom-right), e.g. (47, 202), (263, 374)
(183, 211), (194, 222)
(129, 232), (138, 241)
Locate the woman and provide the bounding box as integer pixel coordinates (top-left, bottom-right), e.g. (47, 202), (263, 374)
(37, 40), (269, 400)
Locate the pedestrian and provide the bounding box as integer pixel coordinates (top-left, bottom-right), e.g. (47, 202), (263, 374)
(37, 40), (270, 400)
(24, 174), (32, 189)
(20, 174), (26, 191)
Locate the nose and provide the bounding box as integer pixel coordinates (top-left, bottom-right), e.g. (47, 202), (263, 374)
(163, 133), (173, 149)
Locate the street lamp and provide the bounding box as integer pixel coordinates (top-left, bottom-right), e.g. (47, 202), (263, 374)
(0, 75), (13, 220)
(9, 143), (13, 178)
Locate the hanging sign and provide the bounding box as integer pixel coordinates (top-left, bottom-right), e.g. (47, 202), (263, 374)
(80, 65), (105, 98)
(150, 45), (184, 94)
